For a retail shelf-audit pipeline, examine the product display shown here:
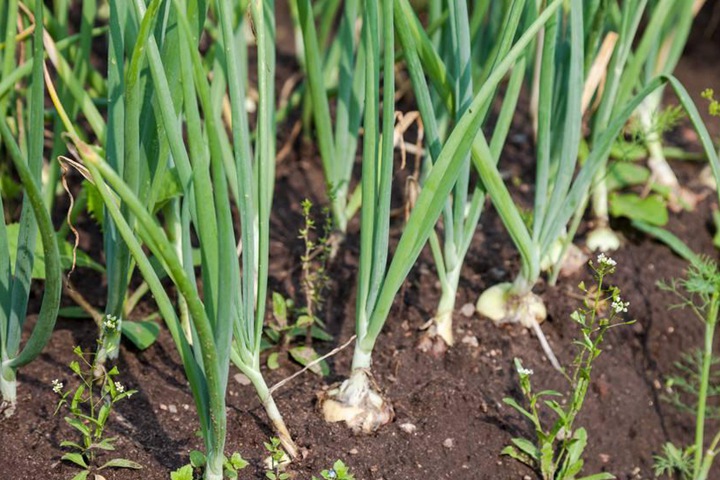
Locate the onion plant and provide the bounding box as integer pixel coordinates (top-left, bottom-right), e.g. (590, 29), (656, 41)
(51, 0), (298, 476)
(294, 0), (364, 234)
(320, 0), (564, 432)
(465, 1), (714, 370)
(0, 0), (62, 411)
(585, 0), (706, 252)
(394, 0), (527, 348)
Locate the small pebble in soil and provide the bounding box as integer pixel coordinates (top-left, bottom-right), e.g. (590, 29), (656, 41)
(443, 438), (454, 449)
(160, 404), (167, 411)
(234, 373), (251, 385)
(460, 303), (475, 318)
(599, 453), (611, 464)
(399, 423), (417, 434)
(168, 404), (177, 414)
(523, 476), (532, 480)
(349, 448), (359, 455)
(461, 335), (479, 348)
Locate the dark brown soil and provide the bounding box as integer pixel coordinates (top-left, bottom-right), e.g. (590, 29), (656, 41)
(2, 6), (720, 480)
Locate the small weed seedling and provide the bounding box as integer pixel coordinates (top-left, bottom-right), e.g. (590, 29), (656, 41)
(170, 450), (249, 480)
(53, 323), (141, 479)
(312, 460), (355, 480)
(298, 198), (333, 344)
(264, 437), (291, 480)
(502, 254), (633, 479)
(654, 257), (720, 480)
(263, 199), (334, 375)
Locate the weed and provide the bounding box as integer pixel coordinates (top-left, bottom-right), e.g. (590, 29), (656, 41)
(502, 254), (633, 479)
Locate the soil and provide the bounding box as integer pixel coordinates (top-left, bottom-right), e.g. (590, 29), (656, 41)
(2, 5), (720, 480)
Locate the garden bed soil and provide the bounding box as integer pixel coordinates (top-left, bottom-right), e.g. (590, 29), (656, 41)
(2, 7), (720, 480)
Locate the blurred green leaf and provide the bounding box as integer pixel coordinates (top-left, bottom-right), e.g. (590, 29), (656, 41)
(609, 193), (668, 226)
(6, 223), (105, 278)
(121, 320), (160, 350)
(289, 346), (328, 376)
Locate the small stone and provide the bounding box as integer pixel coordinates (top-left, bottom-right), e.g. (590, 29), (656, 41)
(653, 379), (662, 390)
(168, 404), (178, 414)
(399, 423), (417, 434)
(443, 438), (454, 449)
(159, 404), (168, 411)
(183, 404), (190, 410)
(599, 453), (610, 464)
(234, 374), (251, 386)
(349, 448), (359, 455)
(523, 476), (532, 480)
(460, 303), (475, 318)
(461, 335), (479, 348)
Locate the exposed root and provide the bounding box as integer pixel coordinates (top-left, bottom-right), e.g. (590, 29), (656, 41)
(319, 369), (394, 433)
(476, 283), (562, 372)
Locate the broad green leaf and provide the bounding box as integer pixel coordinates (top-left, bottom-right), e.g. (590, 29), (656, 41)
(296, 315), (314, 328)
(151, 167), (183, 213)
(229, 452), (249, 470)
(606, 162), (650, 191)
(577, 474), (615, 480)
(501, 445), (536, 469)
(609, 193), (668, 226)
(70, 471), (90, 480)
(190, 450), (206, 468)
(170, 465), (194, 480)
(84, 180), (104, 226)
(64, 417), (91, 437)
(92, 437), (117, 451)
(5, 223), (105, 278)
(59, 440), (84, 450)
(272, 292), (288, 327)
(121, 320), (160, 350)
(540, 441), (555, 478)
(61, 452), (89, 468)
(311, 326), (333, 342)
(510, 437), (539, 459)
(98, 458), (143, 469)
(289, 346), (329, 376)
(267, 352), (280, 370)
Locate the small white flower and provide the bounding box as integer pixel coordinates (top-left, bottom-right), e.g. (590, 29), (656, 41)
(517, 366), (534, 376)
(52, 379), (63, 394)
(596, 253), (617, 267)
(611, 299), (629, 313)
(103, 315), (120, 331)
(114, 381), (125, 393)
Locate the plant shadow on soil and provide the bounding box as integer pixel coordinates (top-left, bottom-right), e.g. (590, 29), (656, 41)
(2, 5), (720, 480)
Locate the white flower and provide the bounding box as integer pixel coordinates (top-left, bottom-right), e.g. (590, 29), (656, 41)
(52, 379), (63, 394)
(114, 381), (125, 393)
(103, 314), (120, 331)
(596, 253), (617, 267)
(517, 366), (534, 376)
(611, 298), (629, 313)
